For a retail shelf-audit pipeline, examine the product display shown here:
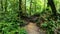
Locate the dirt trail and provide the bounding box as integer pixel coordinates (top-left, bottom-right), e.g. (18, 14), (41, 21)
(25, 22), (40, 34)
(25, 22), (46, 34)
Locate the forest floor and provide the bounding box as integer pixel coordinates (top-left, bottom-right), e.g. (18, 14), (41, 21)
(25, 22), (46, 34)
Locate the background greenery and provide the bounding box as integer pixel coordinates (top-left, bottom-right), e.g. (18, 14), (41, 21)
(0, 0), (60, 34)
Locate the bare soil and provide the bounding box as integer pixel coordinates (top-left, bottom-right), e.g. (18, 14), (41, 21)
(25, 22), (46, 34)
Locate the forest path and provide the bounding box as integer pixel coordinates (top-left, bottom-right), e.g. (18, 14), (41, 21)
(25, 22), (46, 34)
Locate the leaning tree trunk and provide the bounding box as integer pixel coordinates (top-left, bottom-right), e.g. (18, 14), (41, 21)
(47, 0), (57, 21)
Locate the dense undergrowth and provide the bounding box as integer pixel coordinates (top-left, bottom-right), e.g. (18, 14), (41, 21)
(0, 0), (60, 34)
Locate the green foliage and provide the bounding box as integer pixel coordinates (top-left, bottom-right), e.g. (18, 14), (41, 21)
(0, 0), (27, 34)
(41, 20), (60, 34)
(20, 28), (27, 34)
(0, 0), (60, 34)
(54, 0), (60, 14)
(26, 0), (48, 16)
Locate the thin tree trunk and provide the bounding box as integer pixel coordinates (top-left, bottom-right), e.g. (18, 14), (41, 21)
(19, 0), (22, 17)
(35, 0), (36, 12)
(5, 0), (7, 12)
(30, 0), (32, 16)
(1, 0), (3, 11)
(25, 0), (26, 14)
(19, 0), (22, 12)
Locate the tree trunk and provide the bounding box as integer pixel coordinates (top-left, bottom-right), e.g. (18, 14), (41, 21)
(19, 0), (22, 12)
(25, 0), (26, 14)
(47, 0), (57, 20)
(5, 0), (7, 12)
(1, 0), (3, 11)
(30, 0), (32, 16)
(19, 0), (23, 17)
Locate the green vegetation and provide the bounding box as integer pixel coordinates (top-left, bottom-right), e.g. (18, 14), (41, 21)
(20, 28), (27, 34)
(0, 0), (60, 34)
